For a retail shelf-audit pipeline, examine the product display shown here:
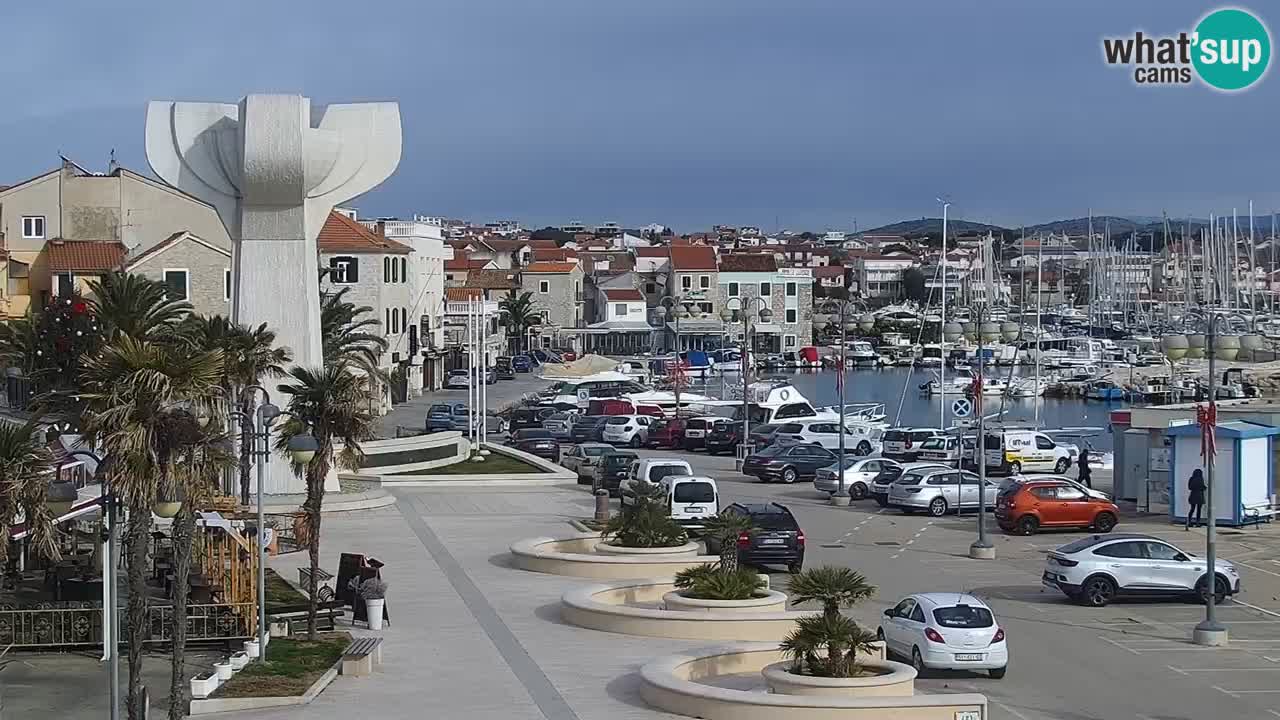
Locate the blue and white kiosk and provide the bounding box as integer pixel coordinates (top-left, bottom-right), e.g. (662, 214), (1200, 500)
(1167, 420), (1280, 527)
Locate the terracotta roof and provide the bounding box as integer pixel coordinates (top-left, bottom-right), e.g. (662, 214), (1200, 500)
(465, 269), (520, 289)
(444, 258), (490, 271)
(531, 247), (573, 262)
(813, 265), (846, 278)
(718, 253), (777, 272)
(445, 287), (485, 301)
(523, 261), (578, 273)
(602, 288), (645, 301)
(669, 245), (718, 271)
(48, 240), (127, 273)
(526, 238), (558, 248)
(634, 246), (668, 257)
(318, 211), (412, 254)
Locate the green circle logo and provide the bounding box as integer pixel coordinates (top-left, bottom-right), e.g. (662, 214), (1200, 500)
(1193, 8), (1271, 91)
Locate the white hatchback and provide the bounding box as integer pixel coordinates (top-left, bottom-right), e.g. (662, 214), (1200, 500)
(878, 593), (1007, 678)
(601, 415), (652, 447)
(773, 419), (880, 456)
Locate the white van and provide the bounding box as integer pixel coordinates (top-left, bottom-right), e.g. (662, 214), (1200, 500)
(660, 475), (719, 528)
(622, 458), (695, 505)
(981, 430), (1078, 475)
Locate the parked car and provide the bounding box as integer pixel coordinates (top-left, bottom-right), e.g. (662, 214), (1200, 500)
(869, 462), (950, 507)
(982, 430), (1078, 476)
(601, 414), (652, 447)
(510, 406), (557, 432)
(772, 419), (878, 455)
(562, 442), (614, 483)
(542, 411), (578, 440)
(704, 421), (744, 455)
(999, 474), (1110, 501)
(704, 502), (805, 573)
(888, 466), (1000, 517)
(426, 403), (456, 432)
(996, 479), (1120, 535)
(590, 450), (638, 496)
(508, 429), (560, 462)
(741, 444), (838, 484)
(878, 593), (1007, 678)
(622, 458), (695, 505)
(570, 415), (612, 444)
(645, 417), (686, 449)
(484, 367), (498, 385)
(494, 357), (515, 380)
(444, 369), (470, 389)
(882, 427), (944, 462)
(660, 475), (719, 528)
(916, 435), (975, 468)
(748, 423), (786, 449)
(682, 416), (723, 450)
(814, 457), (901, 499)
(1041, 533), (1240, 607)
(511, 354), (533, 373)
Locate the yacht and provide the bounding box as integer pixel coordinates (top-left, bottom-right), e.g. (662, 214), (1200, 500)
(846, 340), (878, 367)
(537, 371), (712, 412)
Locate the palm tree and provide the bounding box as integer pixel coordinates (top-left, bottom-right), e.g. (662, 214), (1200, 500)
(89, 272), (191, 341)
(780, 613), (880, 678)
(499, 290), (538, 352)
(786, 566), (876, 621)
(274, 365), (376, 640)
(320, 288), (387, 376)
(0, 422), (59, 565)
(77, 335), (223, 720)
(700, 512), (755, 571)
(183, 316), (291, 504)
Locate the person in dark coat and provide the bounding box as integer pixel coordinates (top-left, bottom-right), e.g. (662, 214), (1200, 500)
(1187, 468), (1207, 530)
(1077, 447), (1092, 488)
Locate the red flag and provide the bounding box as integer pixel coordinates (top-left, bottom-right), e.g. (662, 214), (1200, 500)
(1197, 403), (1217, 459)
(971, 373), (984, 414)
(836, 367), (844, 395)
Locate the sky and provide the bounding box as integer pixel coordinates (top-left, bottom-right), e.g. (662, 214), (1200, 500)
(2, 1), (1278, 232)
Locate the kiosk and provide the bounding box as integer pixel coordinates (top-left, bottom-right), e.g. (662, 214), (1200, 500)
(1167, 420), (1280, 527)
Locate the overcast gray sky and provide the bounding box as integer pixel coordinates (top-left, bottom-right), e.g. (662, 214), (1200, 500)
(2, 0), (1275, 231)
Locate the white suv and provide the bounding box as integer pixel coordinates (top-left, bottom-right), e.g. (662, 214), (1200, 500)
(773, 419), (880, 456)
(1042, 533), (1241, 607)
(601, 415), (651, 447)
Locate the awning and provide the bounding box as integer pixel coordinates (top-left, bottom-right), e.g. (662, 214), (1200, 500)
(585, 320), (655, 333)
(749, 323), (782, 334)
(665, 320), (724, 334)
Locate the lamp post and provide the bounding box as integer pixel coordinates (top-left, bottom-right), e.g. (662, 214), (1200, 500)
(64, 449), (115, 720)
(720, 297), (772, 469)
(655, 296), (694, 417)
(938, 198), (951, 429)
(815, 300), (872, 506)
(968, 306), (1000, 560)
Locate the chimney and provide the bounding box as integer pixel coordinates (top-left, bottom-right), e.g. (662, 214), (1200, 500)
(375, 221), (386, 237)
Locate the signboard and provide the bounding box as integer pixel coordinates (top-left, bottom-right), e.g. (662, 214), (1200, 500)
(954, 712), (981, 720)
(1149, 447), (1171, 472)
(951, 398), (973, 418)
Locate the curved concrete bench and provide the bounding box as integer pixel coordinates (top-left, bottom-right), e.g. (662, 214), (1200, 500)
(762, 659), (914, 697)
(561, 579), (806, 641)
(640, 643), (988, 720)
(594, 541), (700, 556)
(510, 533), (717, 579)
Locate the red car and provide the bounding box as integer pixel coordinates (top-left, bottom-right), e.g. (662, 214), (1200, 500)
(646, 417), (686, 449)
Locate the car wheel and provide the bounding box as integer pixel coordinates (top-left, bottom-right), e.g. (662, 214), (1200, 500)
(911, 647), (927, 676)
(1016, 515), (1039, 536)
(928, 497), (948, 517)
(849, 482), (868, 500)
(1093, 512), (1117, 533)
(629, 435), (642, 448)
(1008, 461), (1022, 474)
(1081, 575), (1117, 607)
(874, 496), (888, 508)
(1055, 458), (1070, 473)
(857, 441), (872, 456)
(788, 561), (803, 573)
(781, 467), (798, 484)
(577, 473), (589, 485)
(1196, 575), (1230, 606)
(989, 666), (1007, 679)
(876, 627), (885, 645)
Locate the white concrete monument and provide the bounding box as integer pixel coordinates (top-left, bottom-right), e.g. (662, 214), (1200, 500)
(146, 94), (401, 493)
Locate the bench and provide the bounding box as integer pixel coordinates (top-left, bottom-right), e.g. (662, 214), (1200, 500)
(269, 602), (345, 634)
(1242, 501), (1279, 528)
(340, 636), (384, 677)
(298, 567), (334, 594)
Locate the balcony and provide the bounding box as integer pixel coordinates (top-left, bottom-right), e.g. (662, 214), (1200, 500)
(444, 299), (500, 316)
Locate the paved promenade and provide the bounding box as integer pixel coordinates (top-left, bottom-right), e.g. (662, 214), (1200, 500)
(375, 376), (545, 439)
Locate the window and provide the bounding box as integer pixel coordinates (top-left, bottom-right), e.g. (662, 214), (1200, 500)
(699, 275), (710, 289)
(384, 257), (391, 282)
(698, 302), (712, 315)
(1029, 487), (1057, 500)
(540, 310), (550, 322)
(1093, 542), (1144, 558)
(615, 303), (627, 316)
(1035, 435), (1055, 450)
(56, 273), (74, 298)
(785, 282), (797, 297)
(1143, 542), (1184, 561)
(889, 598), (916, 618)
(645, 282), (656, 294)
(909, 605), (926, 623)
(785, 309), (797, 324)
(386, 308), (393, 334)
(539, 280), (550, 294)
(759, 282), (772, 296)
(727, 282), (739, 297)
(673, 482), (716, 504)
(224, 269), (232, 301)
(784, 334), (798, 348)
(329, 256), (358, 284)
(163, 269), (189, 300)
(1055, 486), (1087, 501)
(681, 275), (692, 290)
(446, 274), (455, 282)
(400, 257), (408, 282)
(933, 605), (994, 628)
(21, 216), (45, 239)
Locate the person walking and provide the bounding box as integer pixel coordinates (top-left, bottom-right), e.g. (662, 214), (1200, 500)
(1186, 468), (1207, 530)
(1077, 446), (1092, 489)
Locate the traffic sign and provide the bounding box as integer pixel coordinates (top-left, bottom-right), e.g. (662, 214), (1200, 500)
(951, 398), (973, 418)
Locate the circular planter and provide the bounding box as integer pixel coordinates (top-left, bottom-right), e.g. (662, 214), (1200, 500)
(662, 590), (788, 614)
(561, 580), (807, 640)
(511, 534), (716, 579)
(595, 541), (700, 556)
(762, 659), (914, 697)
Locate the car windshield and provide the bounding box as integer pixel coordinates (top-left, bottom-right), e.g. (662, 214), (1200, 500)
(874, 467), (904, 483)
(753, 424), (781, 436)
(920, 437), (946, 450)
(518, 430), (552, 439)
(606, 417), (629, 425)
(1056, 536), (1108, 554)
(429, 404), (451, 414)
(933, 605), (994, 628)
(583, 446), (610, 456)
(884, 430), (908, 441)
(603, 454), (634, 468)
(752, 445), (786, 457)
(747, 510), (798, 531)
(650, 465), (690, 482)
(673, 482), (715, 503)
(895, 472), (926, 486)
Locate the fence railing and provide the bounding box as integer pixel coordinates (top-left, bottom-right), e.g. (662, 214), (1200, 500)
(0, 602), (254, 648)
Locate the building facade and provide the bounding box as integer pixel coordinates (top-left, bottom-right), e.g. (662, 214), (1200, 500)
(521, 262), (584, 349)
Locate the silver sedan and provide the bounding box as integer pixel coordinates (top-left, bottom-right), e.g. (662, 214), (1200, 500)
(814, 458), (901, 500)
(889, 467), (1001, 517)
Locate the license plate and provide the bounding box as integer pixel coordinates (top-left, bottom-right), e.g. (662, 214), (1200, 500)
(955, 712), (981, 720)
(684, 506), (704, 513)
(954, 653), (984, 661)
(761, 538), (785, 545)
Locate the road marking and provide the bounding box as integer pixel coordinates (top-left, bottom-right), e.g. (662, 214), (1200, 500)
(1235, 561), (1280, 579)
(1217, 688), (1280, 694)
(992, 700), (1033, 720)
(1213, 685), (1240, 697)
(1233, 598), (1280, 620)
(1099, 636), (1142, 655)
(1170, 666), (1280, 672)
(906, 540), (915, 545)
(1267, 709), (1280, 718)
(1166, 665), (1188, 675)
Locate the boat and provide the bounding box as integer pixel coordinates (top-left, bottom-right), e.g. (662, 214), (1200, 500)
(798, 346), (821, 368)
(919, 374), (970, 396)
(537, 371), (714, 412)
(879, 332), (913, 348)
(919, 344), (944, 368)
(846, 341), (878, 367)
(781, 351), (802, 368)
(1005, 377), (1045, 398)
(708, 348), (742, 374)
(964, 375), (1009, 397)
(1085, 380), (1126, 401)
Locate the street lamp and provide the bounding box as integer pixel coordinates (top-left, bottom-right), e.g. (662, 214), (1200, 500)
(815, 299), (864, 506)
(968, 300), (996, 561)
(720, 297), (772, 469)
(655, 295), (696, 417)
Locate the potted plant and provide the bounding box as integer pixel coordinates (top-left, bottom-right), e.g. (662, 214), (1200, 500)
(601, 483), (688, 549)
(213, 658), (233, 681)
(672, 564), (765, 599)
(773, 566), (885, 683)
(355, 577), (389, 631)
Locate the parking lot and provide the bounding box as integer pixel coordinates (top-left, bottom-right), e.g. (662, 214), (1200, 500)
(589, 442), (1280, 719)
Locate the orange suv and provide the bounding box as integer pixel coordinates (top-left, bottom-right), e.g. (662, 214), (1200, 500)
(995, 479), (1120, 536)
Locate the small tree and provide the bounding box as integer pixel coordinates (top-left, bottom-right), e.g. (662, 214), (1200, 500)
(700, 512), (754, 571)
(780, 565), (879, 678)
(787, 566), (876, 620)
(602, 482), (687, 548)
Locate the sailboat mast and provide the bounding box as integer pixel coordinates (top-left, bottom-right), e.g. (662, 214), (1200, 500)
(1249, 200), (1256, 328)
(940, 207), (947, 430)
(1035, 233), (1043, 426)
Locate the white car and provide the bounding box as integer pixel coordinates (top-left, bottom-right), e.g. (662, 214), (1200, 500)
(869, 461), (950, 507)
(1042, 533), (1241, 607)
(1001, 474), (1109, 501)
(878, 593), (1007, 678)
(813, 458), (900, 499)
(601, 415), (652, 447)
(561, 443), (614, 481)
(444, 370), (470, 389)
(773, 419), (879, 456)
(882, 427), (944, 461)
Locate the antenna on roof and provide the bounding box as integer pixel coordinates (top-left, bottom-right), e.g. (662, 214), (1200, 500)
(108, 149), (118, 174)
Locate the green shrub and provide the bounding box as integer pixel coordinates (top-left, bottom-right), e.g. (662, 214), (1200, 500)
(674, 565), (765, 600)
(602, 482), (688, 548)
(780, 613), (879, 678)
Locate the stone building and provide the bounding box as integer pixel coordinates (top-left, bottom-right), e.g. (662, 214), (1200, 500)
(664, 245), (722, 351)
(521, 261), (584, 350)
(124, 231), (233, 316)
